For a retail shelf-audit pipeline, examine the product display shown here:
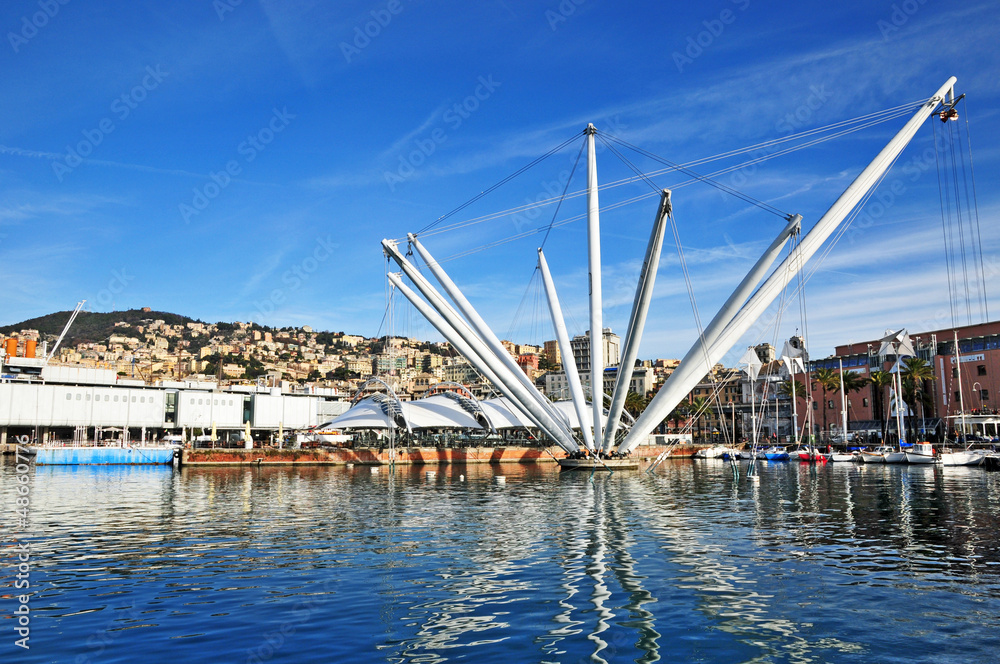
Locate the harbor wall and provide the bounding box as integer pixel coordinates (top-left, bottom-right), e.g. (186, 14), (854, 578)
(181, 445), (687, 466)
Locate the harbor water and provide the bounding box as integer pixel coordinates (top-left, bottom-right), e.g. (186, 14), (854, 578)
(3, 459), (1000, 663)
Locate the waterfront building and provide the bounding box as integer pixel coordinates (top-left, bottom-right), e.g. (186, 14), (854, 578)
(800, 319), (1000, 440)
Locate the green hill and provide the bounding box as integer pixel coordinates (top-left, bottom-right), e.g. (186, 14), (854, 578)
(0, 309), (199, 346)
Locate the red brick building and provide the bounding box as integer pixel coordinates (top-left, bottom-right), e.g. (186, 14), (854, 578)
(798, 320), (1000, 440)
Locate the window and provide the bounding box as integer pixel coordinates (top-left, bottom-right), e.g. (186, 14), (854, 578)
(114, 395), (118, 402)
(982, 389), (990, 401)
(140, 396), (145, 403)
(76, 394), (82, 401)
(198, 399), (203, 405)
(828, 400), (834, 409)
(812, 401), (818, 410)
(132, 396), (136, 403)
(66, 393), (72, 400)
(978, 365), (987, 376)
(86, 394), (91, 401)
(955, 392), (962, 403)
(105, 395), (110, 402)
(863, 398), (869, 407)
(190, 398), (195, 405)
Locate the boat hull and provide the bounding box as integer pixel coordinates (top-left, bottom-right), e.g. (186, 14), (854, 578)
(904, 452), (938, 464)
(32, 446), (177, 465)
(940, 449), (987, 466)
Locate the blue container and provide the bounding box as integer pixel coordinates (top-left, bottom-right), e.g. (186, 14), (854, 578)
(34, 447), (175, 465)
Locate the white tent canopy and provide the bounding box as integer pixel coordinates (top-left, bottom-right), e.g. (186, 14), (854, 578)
(323, 392), (626, 436)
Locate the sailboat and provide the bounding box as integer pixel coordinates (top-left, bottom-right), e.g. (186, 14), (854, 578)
(941, 330), (987, 466)
(826, 357), (858, 462)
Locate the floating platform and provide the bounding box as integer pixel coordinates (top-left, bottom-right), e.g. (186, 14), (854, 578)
(557, 457), (641, 471)
(32, 446), (177, 465)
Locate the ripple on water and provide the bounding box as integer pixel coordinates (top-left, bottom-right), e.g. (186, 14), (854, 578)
(5, 461), (1000, 663)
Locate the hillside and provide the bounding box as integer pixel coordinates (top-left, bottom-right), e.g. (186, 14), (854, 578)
(0, 309), (199, 346)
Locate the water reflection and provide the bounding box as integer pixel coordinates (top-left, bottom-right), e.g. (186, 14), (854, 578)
(4, 460), (1000, 663)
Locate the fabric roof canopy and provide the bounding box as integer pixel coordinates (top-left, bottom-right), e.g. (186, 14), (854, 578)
(324, 394), (620, 434)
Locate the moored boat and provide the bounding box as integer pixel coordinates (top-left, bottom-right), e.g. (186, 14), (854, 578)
(940, 447), (987, 466)
(763, 446), (789, 461)
(904, 442), (938, 464)
(858, 446), (893, 463)
(692, 444), (728, 459)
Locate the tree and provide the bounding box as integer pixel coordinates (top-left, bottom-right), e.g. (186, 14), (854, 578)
(667, 403), (688, 433)
(840, 371), (869, 430)
(689, 396), (709, 443)
(624, 390), (648, 417)
(812, 368), (841, 441)
(901, 357), (934, 442)
(869, 370), (894, 442)
(778, 378), (807, 443)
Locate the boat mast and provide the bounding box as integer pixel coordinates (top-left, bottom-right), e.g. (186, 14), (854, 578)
(894, 345), (905, 449)
(839, 357), (848, 447)
(585, 124), (605, 450)
(955, 330), (967, 443)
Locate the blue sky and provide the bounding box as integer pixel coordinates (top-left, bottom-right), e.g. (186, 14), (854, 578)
(1, 0), (999, 362)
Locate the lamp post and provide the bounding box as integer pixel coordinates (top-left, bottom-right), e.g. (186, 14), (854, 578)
(974, 381), (982, 413)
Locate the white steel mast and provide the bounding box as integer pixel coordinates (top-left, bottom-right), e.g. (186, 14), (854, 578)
(585, 124), (605, 449)
(620, 76), (957, 455)
(538, 248), (595, 451)
(602, 190), (671, 453)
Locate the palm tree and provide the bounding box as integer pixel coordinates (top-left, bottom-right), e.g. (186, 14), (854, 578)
(624, 390), (648, 418)
(901, 357), (934, 442)
(778, 378), (807, 443)
(689, 396), (709, 444)
(869, 369), (894, 443)
(812, 368), (841, 442)
(841, 371), (869, 433)
(667, 402), (689, 433)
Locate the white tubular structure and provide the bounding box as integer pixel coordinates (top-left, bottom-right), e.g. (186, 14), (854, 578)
(601, 190), (672, 452)
(383, 240), (580, 452)
(406, 234), (568, 430)
(620, 76), (956, 454)
(538, 248), (594, 451)
(386, 272), (579, 453)
(618, 212), (800, 452)
(585, 123), (605, 446)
